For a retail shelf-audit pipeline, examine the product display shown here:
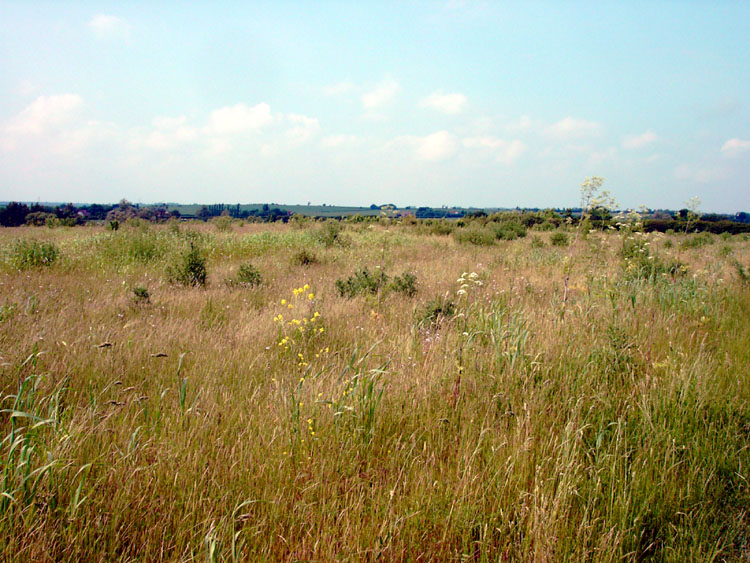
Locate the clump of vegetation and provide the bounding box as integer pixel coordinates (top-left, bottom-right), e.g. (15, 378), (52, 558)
(453, 227), (495, 246)
(550, 231), (569, 246)
(531, 235), (545, 248)
(428, 220), (454, 236)
(682, 231), (714, 249)
(389, 271), (418, 297)
(292, 248), (319, 266)
(492, 220), (527, 241)
(167, 243), (207, 287)
(228, 262), (262, 287)
(335, 268), (388, 298)
(212, 214), (233, 232)
(418, 295), (456, 326)
(316, 221), (351, 248)
(7, 239), (59, 269)
(335, 268), (418, 298)
(734, 260), (750, 285)
(131, 286), (150, 305)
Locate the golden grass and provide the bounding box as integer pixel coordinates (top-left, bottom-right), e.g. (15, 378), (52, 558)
(0, 222), (748, 561)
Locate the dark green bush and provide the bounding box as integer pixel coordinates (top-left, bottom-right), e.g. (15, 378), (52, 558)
(389, 271), (417, 297)
(335, 268), (387, 298)
(292, 248), (319, 266)
(317, 221), (351, 248)
(453, 227), (495, 246)
(132, 286), (150, 304)
(550, 232), (569, 247)
(418, 296), (456, 327)
(429, 221), (455, 236)
(229, 263), (262, 287)
(168, 243), (207, 287)
(493, 221), (527, 241)
(682, 232), (714, 249)
(8, 239), (59, 269)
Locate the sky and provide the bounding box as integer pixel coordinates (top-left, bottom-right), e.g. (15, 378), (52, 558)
(1, 1), (749, 212)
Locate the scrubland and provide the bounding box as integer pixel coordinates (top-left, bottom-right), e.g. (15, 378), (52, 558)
(1, 218), (749, 561)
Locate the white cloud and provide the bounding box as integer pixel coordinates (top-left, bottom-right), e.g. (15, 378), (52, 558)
(587, 147), (618, 167)
(462, 136), (526, 164)
(385, 131), (458, 162)
(544, 117), (602, 140)
(416, 131), (458, 161)
(362, 78), (400, 110)
(323, 81), (355, 96)
(721, 138), (750, 155)
(321, 134), (360, 148)
(285, 114), (320, 145)
(205, 103), (274, 135)
(674, 163), (728, 183)
(143, 115), (197, 150)
(88, 14), (130, 40)
(622, 130), (657, 150)
(5, 94), (83, 136)
(419, 91), (467, 115)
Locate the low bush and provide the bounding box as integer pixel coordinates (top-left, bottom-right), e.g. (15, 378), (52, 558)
(550, 232), (569, 247)
(493, 221), (527, 241)
(7, 239), (59, 269)
(531, 235), (545, 248)
(682, 232), (714, 249)
(167, 243), (207, 287)
(453, 227), (495, 246)
(336, 268), (388, 298)
(317, 221), (351, 248)
(418, 296), (456, 327)
(131, 286), (150, 305)
(292, 248), (319, 266)
(229, 262), (262, 287)
(389, 271), (418, 297)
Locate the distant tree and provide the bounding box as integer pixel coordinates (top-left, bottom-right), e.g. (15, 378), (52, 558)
(0, 202), (30, 227)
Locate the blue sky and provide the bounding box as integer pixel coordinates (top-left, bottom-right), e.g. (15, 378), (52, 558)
(1, 1), (749, 212)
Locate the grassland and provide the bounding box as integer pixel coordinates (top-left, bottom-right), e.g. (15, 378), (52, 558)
(0, 219), (749, 561)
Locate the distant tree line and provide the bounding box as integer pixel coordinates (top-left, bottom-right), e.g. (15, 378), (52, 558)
(2, 200), (749, 231)
(195, 203), (291, 222)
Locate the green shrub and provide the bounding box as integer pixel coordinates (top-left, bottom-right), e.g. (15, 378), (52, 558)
(229, 262), (262, 287)
(734, 261), (750, 285)
(389, 271), (418, 297)
(682, 232), (713, 249)
(550, 232), (569, 247)
(493, 221), (527, 241)
(429, 221), (455, 236)
(531, 235), (545, 248)
(453, 227), (495, 246)
(663, 239), (673, 249)
(719, 245), (732, 257)
(8, 239), (59, 269)
(317, 221), (351, 248)
(418, 296), (456, 327)
(212, 215), (233, 232)
(108, 220), (120, 231)
(167, 243), (207, 287)
(292, 248), (319, 266)
(336, 268), (387, 298)
(536, 220), (555, 232)
(132, 286), (150, 305)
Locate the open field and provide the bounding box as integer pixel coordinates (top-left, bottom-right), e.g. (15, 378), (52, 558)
(1, 220), (749, 561)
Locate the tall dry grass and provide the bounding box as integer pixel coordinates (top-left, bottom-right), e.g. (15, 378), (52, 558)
(0, 222), (748, 561)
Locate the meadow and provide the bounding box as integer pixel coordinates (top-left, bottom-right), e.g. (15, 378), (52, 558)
(0, 217), (749, 561)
